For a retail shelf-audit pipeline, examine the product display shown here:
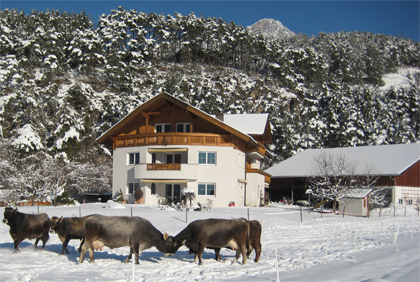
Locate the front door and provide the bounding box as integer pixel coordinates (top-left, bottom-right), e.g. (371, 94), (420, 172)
(165, 184), (181, 205)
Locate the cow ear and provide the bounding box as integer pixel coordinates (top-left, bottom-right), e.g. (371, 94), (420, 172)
(163, 232), (169, 240)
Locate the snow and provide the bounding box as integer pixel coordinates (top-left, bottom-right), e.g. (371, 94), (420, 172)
(11, 124), (45, 151)
(1, 203), (419, 282)
(380, 67), (420, 91)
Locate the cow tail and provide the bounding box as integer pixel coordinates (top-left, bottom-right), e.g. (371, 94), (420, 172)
(246, 220), (250, 252)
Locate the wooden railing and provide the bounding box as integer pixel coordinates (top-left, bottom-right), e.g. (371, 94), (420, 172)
(147, 163), (181, 170)
(112, 133), (233, 149)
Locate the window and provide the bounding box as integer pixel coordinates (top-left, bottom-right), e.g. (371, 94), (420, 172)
(128, 182), (140, 194)
(155, 123), (171, 133)
(399, 199), (403, 204)
(129, 153), (140, 165)
(176, 123), (190, 132)
(166, 154), (182, 164)
(408, 199), (413, 205)
(151, 183), (156, 195)
(198, 152), (216, 165)
(198, 183), (215, 196)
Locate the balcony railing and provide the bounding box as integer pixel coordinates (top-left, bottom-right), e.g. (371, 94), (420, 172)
(147, 163), (181, 170)
(112, 133), (233, 149)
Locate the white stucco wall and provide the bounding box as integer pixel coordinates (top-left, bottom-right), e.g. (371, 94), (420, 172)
(112, 145), (253, 207)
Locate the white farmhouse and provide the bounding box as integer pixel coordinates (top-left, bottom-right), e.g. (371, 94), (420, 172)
(97, 92), (272, 207)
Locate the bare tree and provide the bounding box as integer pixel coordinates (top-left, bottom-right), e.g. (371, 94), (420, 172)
(307, 151), (358, 212)
(307, 150), (383, 212)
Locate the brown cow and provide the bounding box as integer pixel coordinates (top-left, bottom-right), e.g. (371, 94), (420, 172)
(172, 218), (250, 265)
(207, 220), (262, 263)
(79, 215), (177, 264)
(3, 207), (50, 251)
(50, 215), (94, 254)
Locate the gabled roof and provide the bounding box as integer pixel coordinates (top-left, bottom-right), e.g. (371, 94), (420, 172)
(265, 143), (420, 178)
(341, 189), (372, 199)
(97, 92), (270, 150)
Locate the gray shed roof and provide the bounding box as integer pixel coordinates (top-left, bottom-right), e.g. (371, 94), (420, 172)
(265, 143), (420, 178)
(341, 189), (372, 199)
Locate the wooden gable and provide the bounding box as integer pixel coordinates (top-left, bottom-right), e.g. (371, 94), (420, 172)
(97, 93), (270, 155)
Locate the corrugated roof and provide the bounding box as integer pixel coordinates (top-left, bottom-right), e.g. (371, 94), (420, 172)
(265, 143), (420, 178)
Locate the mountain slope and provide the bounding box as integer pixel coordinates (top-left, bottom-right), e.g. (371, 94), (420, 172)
(247, 18), (296, 40)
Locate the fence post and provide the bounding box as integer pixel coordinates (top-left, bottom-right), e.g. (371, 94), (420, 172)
(247, 208), (249, 221)
(275, 246), (280, 282)
(186, 209), (188, 223)
(37, 205), (39, 214)
(131, 207), (133, 217)
(343, 206), (345, 218)
(79, 206), (81, 217)
(300, 206), (303, 223)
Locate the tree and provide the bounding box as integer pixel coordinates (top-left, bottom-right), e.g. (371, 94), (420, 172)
(182, 187), (196, 207)
(307, 150), (381, 212)
(307, 150), (358, 212)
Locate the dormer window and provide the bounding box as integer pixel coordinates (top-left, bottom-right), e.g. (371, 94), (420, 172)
(155, 123), (171, 133)
(176, 123), (190, 132)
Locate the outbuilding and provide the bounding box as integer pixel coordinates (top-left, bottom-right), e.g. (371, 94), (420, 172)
(339, 189), (372, 216)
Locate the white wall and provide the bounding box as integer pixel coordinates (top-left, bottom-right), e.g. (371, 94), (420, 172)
(113, 145), (264, 207)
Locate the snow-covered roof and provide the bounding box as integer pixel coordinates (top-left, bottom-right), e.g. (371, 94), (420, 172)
(97, 93), (265, 148)
(341, 189), (372, 199)
(265, 143), (420, 178)
(211, 114), (269, 135)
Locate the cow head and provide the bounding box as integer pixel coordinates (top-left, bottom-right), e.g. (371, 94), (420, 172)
(50, 216), (63, 233)
(3, 207), (18, 225)
(165, 234), (186, 256)
(156, 232), (185, 257)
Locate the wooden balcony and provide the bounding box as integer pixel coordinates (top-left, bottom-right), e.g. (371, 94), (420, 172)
(112, 133), (233, 150)
(147, 163), (181, 170)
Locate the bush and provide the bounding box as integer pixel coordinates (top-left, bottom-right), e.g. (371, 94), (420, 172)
(56, 190), (75, 205)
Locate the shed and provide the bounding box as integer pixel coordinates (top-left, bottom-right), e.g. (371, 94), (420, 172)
(339, 189), (372, 217)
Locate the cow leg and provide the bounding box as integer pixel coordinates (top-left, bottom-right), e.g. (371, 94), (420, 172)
(79, 240), (90, 263)
(197, 244), (205, 265)
(125, 247), (133, 263)
(78, 238), (84, 253)
(239, 243), (247, 265)
(41, 232), (49, 250)
(214, 248), (222, 261)
(62, 237), (71, 254)
(14, 240), (22, 252)
(88, 246), (95, 263)
(34, 238), (40, 248)
(254, 242), (261, 263)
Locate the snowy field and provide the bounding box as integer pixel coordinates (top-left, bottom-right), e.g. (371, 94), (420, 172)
(1, 203), (419, 282)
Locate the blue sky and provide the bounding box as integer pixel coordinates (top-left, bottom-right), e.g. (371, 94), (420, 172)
(1, 1), (419, 41)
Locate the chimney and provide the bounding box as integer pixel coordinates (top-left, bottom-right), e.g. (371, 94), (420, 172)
(215, 114), (224, 121)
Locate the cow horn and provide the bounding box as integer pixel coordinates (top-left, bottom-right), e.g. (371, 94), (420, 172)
(59, 216), (64, 223)
(163, 232), (169, 240)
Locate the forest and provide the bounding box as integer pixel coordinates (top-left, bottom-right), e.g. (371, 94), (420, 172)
(0, 7), (419, 201)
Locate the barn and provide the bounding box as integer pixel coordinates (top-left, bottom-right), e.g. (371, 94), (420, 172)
(265, 143), (420, 207)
